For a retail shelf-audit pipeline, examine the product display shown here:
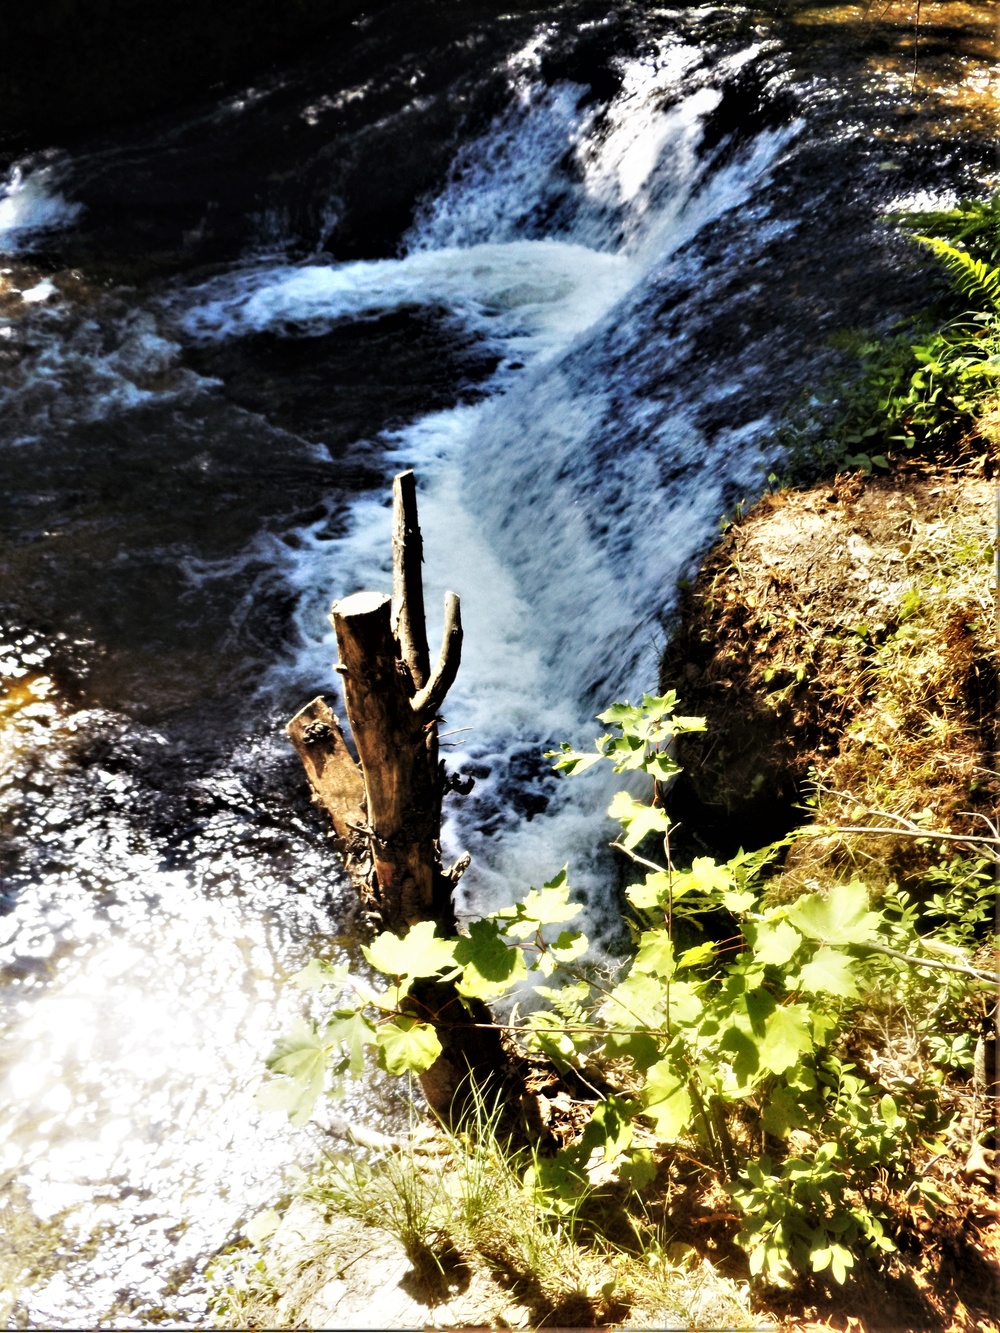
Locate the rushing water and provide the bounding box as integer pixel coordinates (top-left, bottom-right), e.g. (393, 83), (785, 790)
(0, 0), (993, 1324)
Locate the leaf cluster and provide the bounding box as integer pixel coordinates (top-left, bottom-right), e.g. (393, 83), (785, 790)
(261, 694), (986, 1289)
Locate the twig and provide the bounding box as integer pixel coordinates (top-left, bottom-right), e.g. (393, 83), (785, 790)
(856, 941), (999, 984)
(811, 824), (999, 851)
(960, 811), (1000, 839)
(609, 840), (668, 875)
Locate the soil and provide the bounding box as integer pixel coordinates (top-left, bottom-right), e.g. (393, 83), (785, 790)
(661, 457), (999, 868)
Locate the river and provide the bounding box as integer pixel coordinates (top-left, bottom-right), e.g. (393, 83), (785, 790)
(0, 0), (993, 1324)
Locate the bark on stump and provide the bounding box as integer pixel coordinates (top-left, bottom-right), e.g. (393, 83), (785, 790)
(287, 469), (506, 1119)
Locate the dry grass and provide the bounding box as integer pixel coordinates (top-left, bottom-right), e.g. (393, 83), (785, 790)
(209, 1112), (758, 1331)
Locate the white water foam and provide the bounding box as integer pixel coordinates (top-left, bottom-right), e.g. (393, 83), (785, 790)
(174, 45), (799, 929)
(0, 305), (205, 444)
(0, 164), (82, 252)
(178, 239), (632, 364)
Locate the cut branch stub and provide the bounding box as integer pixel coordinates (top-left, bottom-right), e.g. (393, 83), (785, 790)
(332, 590), (405, 836)
(331, 582), (457, 930)
(286, 696), (366, 849)
(392, 469), (430, 692)
(410, 590), (462, 716)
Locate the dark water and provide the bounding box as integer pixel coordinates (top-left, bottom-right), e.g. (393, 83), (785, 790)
(0, 0), (993, 1323)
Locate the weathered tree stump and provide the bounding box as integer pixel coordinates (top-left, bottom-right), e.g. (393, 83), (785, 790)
(287, 469), (507, 1118)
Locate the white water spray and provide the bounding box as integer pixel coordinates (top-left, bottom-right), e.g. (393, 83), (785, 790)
(0, 164), (82, 252)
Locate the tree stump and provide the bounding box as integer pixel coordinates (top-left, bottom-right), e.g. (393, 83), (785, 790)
(287, 469), (507, 1118)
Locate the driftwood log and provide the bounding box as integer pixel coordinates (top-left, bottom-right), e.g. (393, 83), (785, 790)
(287, 469), (506, 1118)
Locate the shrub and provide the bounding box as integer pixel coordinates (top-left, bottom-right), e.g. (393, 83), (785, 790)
(259, 694), (996, 1288)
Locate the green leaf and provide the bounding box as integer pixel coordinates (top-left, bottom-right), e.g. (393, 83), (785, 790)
(245, 1209), (281, 1248)
(257, 1018), (329, 1124)
(608, 792), (671, 850)
(811, 1009), (838, 1048)
(796, 946), (859, 998)
(759, 1085), (808, 1139)
(751, 918), (803, 966)
(687, 857), (733, 898)
(599, 971), (666, 1030)
(254, 1071), (324, 1126)
(524, 1151), (588, 1208)
(603, 1028), (661, 1070)
(810, 1245), (832, 1274)
(744, 985), (777, 1033)
(880, 1094), (900, 1130)
(534, 950), (558, 978)
(645, 750), (683, 781)
(625, 871), (671, 910)
(498, 869), (582, 936)
(292, 958), (350, 991)
(375, 1017), (442, 1075)
(631, 692), (679, 723)
(546, 741), (606, 775)
(758, 1004), (813, 1075)
(788, 881), (881, 946)
(586, 1095), (635, 1162)
(549, 929), (588, 964)
(362, 920), (457, 980)
(829, 1242), (855, 1284)
(915, 234), (1000, 312)
(677, 941), (717, 968)
(633, 929), (676, 979)
(670, 715), (708, 734)
(643, 1061), (692, 1141)
(524, 1010), (583, 1066)
(266, 1017), (326, 1080)
(722, 887), (757, 913)
(597, 700), (650, 725)
(324, 1009), (376, 1077)
(663, 981), (703, 1027)
(453, 918), (528, 999)
(719, 1025), (761, 1086)
(618, 1148), (657, 1190)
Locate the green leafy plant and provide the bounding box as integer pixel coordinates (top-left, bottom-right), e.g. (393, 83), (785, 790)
(779, 193), (1000, 479)
(260, 694), (992, 1289)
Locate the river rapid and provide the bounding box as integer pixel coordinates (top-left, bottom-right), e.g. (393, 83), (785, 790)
(0, 0), (994, 1324)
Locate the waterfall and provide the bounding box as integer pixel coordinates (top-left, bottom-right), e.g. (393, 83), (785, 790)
(0, 1), (988, 1321)
(171, 39), (797, 925)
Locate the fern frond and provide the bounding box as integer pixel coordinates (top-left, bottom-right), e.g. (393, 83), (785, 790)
(891, 194), (1000, 262)
(916, 235), (1000, 313)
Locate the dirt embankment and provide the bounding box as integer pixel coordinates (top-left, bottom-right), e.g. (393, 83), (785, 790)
(661, 459), (998, 881)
